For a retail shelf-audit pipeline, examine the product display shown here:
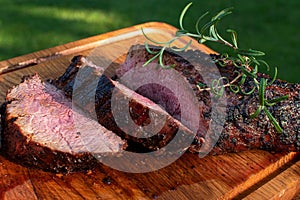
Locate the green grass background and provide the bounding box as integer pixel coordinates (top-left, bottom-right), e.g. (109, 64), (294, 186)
(0, 0), (299, 82)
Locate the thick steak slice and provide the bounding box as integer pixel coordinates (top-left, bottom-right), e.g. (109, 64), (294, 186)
(1, 75), (126, 173)
(55, 56), (198, 152)
(117, 45), (300, 154)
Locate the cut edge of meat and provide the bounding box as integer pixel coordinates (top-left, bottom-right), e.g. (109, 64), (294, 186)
(1, 74), (127, 173)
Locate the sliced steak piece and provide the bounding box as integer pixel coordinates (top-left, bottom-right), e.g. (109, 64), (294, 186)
(1, 75), (126, 173)
(55, 56), (198, 152)
(117, 44), (300, 154)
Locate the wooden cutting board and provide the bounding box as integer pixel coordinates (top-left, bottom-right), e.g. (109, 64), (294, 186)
(0, 22), (299, 200)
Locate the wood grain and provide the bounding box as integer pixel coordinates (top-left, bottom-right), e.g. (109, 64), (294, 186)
(0, 22), (299, 200)
(242, 157), (300, 200)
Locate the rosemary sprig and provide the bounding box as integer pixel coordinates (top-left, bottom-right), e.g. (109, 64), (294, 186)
(141, 28), (192, 68)
(250, 78), (288, 133)
(142, 2), (288, 133)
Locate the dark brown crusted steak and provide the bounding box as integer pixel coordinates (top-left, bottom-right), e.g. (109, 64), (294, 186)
(117, 45), (300, 154)
(1, 75), (126, 173)
(55, 56), (197, 152)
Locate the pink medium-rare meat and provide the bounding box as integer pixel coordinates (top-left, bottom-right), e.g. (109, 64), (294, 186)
(1, 75), (126, 173)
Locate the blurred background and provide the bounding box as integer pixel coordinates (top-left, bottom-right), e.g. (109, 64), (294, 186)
(0, 0), (299, 82)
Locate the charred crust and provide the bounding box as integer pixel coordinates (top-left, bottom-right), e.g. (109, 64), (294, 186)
(71, 55), (85, 65)
(54, 56), (85, 90)
(21, 74), (36, 83)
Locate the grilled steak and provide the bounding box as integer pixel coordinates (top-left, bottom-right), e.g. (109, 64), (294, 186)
(55, 56), (197, 152)
(117, 45), (300, 154)
(1, 44), (299, 174)
(1, 75), (126, 173)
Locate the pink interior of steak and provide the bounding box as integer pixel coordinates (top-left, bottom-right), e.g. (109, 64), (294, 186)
(112, 79), (172, 114)
(135, 83), (181, 120)
(5, 75), (125, 154)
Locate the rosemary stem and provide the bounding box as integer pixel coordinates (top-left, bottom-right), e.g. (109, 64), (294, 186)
(185, 32), (236, 49)
(197, 72), (243, 92)
(215, 39), (236, 49)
